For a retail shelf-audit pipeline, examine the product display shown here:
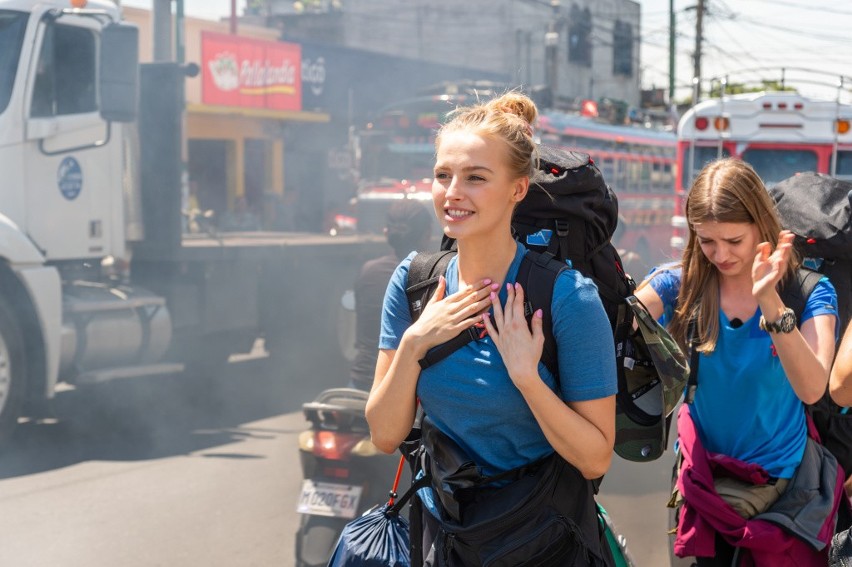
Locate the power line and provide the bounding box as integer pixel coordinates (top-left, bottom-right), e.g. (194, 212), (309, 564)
(711, 18), (765, 69)
(728, 14), (852, 45)
(740, 0), (852, 16)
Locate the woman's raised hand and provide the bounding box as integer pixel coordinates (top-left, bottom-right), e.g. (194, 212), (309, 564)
(406, 276), (497, 354)
(482, 282), (545, 389)
(752, 230), (795, 300)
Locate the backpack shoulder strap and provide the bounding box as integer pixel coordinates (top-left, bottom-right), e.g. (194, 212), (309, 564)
(405, 249), (480, 371)
(518, 250), (569, 381)
(406, 250), (457, 323)
(684, 319), (700, 405)
(780, 267), (822, 323)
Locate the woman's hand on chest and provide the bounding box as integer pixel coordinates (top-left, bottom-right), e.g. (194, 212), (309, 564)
(482, 282), (545, 390)
(406, 275), (499, 357)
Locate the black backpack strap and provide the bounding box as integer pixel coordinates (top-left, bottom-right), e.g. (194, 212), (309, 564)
(406, 250), (457, 322)
(780, 267), (822, 323)
(404, 249), (481, 370)
(518, 250), (567, 381)
(684, 319), (700, 405)
(418, 325), (485, 370)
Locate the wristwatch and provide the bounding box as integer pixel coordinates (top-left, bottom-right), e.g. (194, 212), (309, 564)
(759, 307), (797, 333)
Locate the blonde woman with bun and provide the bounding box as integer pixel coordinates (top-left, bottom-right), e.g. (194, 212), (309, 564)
(366, 92), (617, 566)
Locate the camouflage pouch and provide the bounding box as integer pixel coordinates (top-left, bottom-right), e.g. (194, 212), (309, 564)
(614, 295), (690, 462)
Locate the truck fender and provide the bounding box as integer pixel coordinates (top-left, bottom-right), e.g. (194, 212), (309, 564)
(0, 215), (61, 402)
(0, 213), (46, 265)
(14, 266), (62, 400)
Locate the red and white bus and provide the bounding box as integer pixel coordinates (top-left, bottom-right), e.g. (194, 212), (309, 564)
(537, 111), (678, 274)
(673, 91), (852, 249)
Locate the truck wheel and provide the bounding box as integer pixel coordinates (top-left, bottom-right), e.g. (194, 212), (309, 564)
(0, 296), (26, 445)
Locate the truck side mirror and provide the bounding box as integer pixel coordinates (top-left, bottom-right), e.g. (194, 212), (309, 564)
(99, 22), (139, 123)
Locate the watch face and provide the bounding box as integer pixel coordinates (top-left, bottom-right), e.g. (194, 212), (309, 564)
(779, 309), (797, 333)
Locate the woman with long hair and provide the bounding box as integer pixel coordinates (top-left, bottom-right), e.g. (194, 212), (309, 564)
(635, 158), (840, 565)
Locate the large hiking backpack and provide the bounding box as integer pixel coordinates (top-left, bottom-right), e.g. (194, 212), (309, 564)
(769, 172), (852, 332)
(405, 144), (688, 463)
(769, 172), (852, 477)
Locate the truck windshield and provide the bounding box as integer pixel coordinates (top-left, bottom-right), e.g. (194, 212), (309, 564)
(0, 11), (27, 115)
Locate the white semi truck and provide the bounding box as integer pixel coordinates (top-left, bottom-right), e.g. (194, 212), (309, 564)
(0, 0), (384, 443)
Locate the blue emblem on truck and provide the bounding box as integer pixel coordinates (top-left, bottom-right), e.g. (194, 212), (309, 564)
(57, 157), (83, 200)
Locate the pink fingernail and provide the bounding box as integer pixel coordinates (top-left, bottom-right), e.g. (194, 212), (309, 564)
(490, 291), (496, 300)
(506, 283), (512, 291)
(535, 309), (543, 318)
(514, 282), (520, 290)
(491, 283), (500, 290)
(483, 278), (492, 285)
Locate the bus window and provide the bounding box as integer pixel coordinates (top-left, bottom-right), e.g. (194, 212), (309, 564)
(741, 149), (818, 186)
(358, 134), (434, 182)
(597, 155), (615, 186)
(682, 145), (730, 189)
(836, 150), (852, 179)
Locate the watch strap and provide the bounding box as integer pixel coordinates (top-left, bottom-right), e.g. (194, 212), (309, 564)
(759, 307), (796, 333)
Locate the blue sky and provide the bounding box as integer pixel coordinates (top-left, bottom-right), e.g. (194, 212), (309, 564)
(122, 0), (852, 103)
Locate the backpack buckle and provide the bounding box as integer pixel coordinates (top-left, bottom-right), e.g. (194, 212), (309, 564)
(467, 321), (488, 341)
(554, 219), (570, 237)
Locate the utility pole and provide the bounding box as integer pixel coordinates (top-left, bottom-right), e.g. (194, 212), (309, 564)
(152, 0), (172, 62)
(693, 0), (705, 102)
(230, 0), (238, 34)
(669, 0), (675, 103)
(544, 1), (561, 101)
(175, 0), (185, 64)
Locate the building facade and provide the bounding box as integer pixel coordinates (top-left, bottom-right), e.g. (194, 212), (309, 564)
(124, 6), (509, 233)
(263, 0), (642, 108)
(125, 7), (328, 231)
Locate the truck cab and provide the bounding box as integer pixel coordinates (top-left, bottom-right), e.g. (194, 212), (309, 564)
(0, 1), (137, 261)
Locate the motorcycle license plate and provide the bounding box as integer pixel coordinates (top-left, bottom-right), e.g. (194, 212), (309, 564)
(297, 480), (363, 519)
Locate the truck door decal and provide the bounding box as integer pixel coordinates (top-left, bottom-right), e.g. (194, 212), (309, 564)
(57, 157), (82, 200)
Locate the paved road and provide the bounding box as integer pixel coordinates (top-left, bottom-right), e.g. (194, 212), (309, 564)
(0, 354), (676, 566)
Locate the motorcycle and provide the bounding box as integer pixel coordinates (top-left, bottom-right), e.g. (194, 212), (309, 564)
(295, 387), (406, 567)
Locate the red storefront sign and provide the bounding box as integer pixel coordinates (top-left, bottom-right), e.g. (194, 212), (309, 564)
(201, 31), (302, 111)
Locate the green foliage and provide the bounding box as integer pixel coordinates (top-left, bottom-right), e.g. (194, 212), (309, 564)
(709, 80), (797, 98)
(245, 0), (266, 16)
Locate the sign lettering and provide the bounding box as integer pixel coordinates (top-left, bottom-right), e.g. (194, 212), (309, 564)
(201, 32), (302, 111)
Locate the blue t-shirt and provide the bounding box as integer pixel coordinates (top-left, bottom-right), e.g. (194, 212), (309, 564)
(380, 241), (617, 475)
(648, 267), (838, 478)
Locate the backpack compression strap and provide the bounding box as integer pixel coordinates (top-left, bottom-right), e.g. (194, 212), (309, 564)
(684, 267), (821, 404)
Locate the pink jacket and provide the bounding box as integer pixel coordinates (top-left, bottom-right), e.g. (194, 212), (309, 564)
(673, 404), (844, 566)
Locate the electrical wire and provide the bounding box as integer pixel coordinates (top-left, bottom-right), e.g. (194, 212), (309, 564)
(740, 0), (852, 16)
